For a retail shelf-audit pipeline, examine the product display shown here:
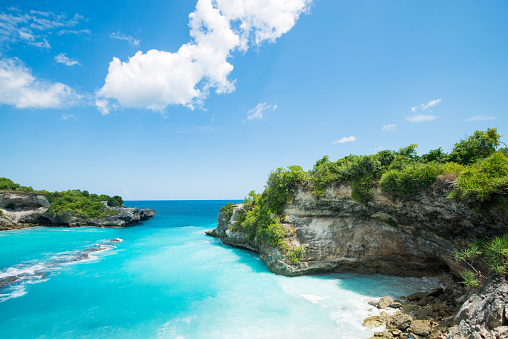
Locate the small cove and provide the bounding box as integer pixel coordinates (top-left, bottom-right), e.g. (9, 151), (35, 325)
(0, 201), (440, 338)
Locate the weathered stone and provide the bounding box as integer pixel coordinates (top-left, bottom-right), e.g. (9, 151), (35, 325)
(409, 320), (432, 336)
(388, 313), (413, 330)
(379, 296), (394, 309)
(364, 315), (389, 328)
(390, 301), (403, 309)
(408, 291), (428, 301)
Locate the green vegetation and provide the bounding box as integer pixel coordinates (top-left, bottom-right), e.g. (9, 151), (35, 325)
(0, 177), (34, 192)
(46, 190), (122, 219)
(221, 128), (507, 263)
(0, 178), (124, 219)
(454, 234), (508, 288)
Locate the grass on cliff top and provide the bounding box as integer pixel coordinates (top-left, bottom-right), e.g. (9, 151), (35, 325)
(222, 129), (508, 260)
(0, 178), (124, 219)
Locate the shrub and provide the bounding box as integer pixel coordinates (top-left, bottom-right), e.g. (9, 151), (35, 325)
(221, 202), (235, 221)
(379, 163), (442, 197)
(0, 178), (21, 191)
(451, 151), (508, 200)
(454, 234), (508, 287)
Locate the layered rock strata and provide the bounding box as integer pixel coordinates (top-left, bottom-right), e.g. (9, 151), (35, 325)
(207, 179), (507, 277)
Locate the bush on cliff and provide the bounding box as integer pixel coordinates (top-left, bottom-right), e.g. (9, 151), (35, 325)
(449, 151), (508, 202)
(0, 178), (124, 219)
(47, 190), (120, 219)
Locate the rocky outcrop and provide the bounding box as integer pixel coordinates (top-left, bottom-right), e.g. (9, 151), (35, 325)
(207, 180), (507, 278)
(0, 191), (155, 230)
(0, 191), (49, 210)
(447, 278), (508, 339)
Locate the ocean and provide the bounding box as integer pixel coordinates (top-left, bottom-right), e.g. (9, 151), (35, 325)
(0, 200), (439, 338)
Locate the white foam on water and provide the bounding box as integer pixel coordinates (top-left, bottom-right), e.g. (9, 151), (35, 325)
(301, 294), (329, 304)
(0, 240), (119, 302)
(0, 284), (27, 302)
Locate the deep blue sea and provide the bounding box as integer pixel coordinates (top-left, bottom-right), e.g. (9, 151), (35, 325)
(0, 201), (439, 338)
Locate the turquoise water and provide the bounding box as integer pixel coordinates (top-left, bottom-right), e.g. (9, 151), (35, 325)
(0, 201), (439, 338)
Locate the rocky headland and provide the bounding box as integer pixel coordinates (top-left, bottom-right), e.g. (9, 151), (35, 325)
(0, 191), (155, 230)
(206, 181), (508, 338)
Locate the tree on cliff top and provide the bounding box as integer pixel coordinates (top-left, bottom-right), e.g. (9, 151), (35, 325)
(448, 128), (501, 165)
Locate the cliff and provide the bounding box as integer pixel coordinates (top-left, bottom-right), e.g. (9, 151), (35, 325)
(206, 181), (508, 338)
(0, 191), (155, 230)
(207, 179), (507, 278)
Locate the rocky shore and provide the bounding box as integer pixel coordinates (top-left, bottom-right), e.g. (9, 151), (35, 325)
(206, 181), (508, 338)
(0, 191), (155, 230)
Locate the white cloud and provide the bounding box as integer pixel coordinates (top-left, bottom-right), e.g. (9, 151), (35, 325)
(421, 98), (441, 110)
(61, 113), (75, 120)
(332, 136), (357, 144)
(0, 8), (87, 49)
(382, 124), (396, 132)
(374, 146), (383, 151)
(110, 31), (140, 47)
(247, 102), (277, 120)
(96, 0), (312, 113)
(0, 58), (81, 109)
(465, 115), (495, 121)
(54, 53), (79, 66)
(405, 114), (437, 122)
(410, 98), (442, 113)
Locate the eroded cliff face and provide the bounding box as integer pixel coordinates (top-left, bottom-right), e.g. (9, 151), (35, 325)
(0, 191), (155, 230)
(207, 178), (508, 278)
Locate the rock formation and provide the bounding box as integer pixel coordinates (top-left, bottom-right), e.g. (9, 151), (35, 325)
(207, 180), (507, 278)
(0, 191), (155, 230)
(206, 180), (508, 338)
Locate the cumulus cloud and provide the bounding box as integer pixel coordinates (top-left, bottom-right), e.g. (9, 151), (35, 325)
(465, 115), (495, 121)
(54, 53), (80, 66)
(110, 31), (140, 47)
(405, 114), (437, 123)
(0, 8), (87, 49)
(332, 136), (356, 144)
(247, 102), (277, 120)
(96, 0), (312, 113)
(0, 58), (81, 109)
(382, 124), (396, 132)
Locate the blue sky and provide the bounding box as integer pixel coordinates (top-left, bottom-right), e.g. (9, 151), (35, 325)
(1, 0), (507, 200)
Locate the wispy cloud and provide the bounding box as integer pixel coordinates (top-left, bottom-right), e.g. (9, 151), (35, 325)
(246, 103), (277, 120)
(382, 124), (396, 132)
(465, 115), (496, 121)
(405, 114), (437, 122)
(421, 98), (441, 111)
(374, 146), (383, 151)
(96, 0), (312, 114)
(0, 8), (88, 49)
(0, 57), (82, 109)
(61, 113), (75, 120)
(411, 98), (442, 112)
(54, 53), (80, 66)
(110, 31), (140, 47)
(406, 98), (441, 122)
(332, 136), (357, 144)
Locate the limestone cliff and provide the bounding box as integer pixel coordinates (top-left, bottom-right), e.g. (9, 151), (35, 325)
(0, 191), (155, 230)
(207, 178), (507, 278)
